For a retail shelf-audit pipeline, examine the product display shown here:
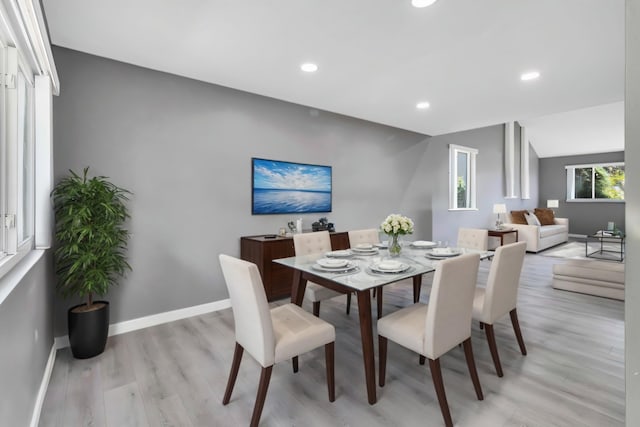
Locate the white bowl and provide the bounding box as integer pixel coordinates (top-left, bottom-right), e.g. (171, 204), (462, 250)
(377, 260), (402, 271)
(356, 243), (374, 249)
(317, 258), (348, 268)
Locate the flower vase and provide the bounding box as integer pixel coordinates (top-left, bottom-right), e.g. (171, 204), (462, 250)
(388, 234), (401, 257)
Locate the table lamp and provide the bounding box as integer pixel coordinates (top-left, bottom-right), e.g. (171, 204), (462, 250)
(493, 203), (507, 229)
(547, 199), (559, 212)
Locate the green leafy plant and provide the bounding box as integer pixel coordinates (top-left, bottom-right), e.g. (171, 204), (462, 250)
(52, 167), (132, 309)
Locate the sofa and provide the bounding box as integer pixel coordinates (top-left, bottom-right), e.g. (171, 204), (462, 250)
(552, 259), (624, 300)
(502, 210), (568, 252)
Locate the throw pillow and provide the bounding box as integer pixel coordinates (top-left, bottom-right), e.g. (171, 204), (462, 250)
(525, 212), (541, 226)
(510, 210), (529, 225)
(534, 208), (555, 226)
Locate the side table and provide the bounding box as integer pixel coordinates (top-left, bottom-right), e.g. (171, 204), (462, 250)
(488, 228), (519, 248)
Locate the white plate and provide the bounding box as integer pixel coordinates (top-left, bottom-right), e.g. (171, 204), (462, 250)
(411, 240), (436, 248)
(425, 249), (461, 258)
(311, 262), (358, 273)
(317, 258), (349, 268)
(351, 247), (379, 255)
(355, 243), (374, 250)
(370, 261), (410, 273)
(326, 250), (353, 258)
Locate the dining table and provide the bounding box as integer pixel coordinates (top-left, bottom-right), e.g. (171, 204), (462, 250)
(274, 243), (493, 405)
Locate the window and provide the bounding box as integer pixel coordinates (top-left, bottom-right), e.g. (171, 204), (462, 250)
(0, 44), (36, 270)
(449, 144), (478, 210)
(565, 162), (625, 201)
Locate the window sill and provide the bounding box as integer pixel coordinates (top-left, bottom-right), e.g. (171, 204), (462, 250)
(0, 250), (45, 305)
(566, 199), (625, 203)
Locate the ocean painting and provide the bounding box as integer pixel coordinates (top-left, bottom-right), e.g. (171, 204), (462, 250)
(252, 158), (332, 214)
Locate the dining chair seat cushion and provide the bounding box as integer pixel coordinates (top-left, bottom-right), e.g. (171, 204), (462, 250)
(272, 303), (336, 364)
(377, 303), (428, 356)
(305, 282), (343, 302)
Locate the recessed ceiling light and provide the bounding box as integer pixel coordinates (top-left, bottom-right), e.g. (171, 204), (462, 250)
(416, 101), (431, 109)
(300, 63), (318, 73)
(412, 0), (438, 8)
(521, 71), (540, 81)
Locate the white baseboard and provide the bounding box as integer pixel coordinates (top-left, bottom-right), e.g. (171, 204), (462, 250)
(30, 343), (57, 427)
(54, 298), (231, 350)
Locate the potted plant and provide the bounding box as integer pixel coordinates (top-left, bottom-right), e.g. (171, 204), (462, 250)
(52, 167), (132, 359)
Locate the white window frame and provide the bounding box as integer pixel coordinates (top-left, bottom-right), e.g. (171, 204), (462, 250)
(565, 162), (625, 203)
(0, 44), (35, 276)
(449, 144), (478, 211)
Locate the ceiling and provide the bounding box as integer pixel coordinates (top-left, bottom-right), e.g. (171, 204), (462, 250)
(41, 0), (625, 158)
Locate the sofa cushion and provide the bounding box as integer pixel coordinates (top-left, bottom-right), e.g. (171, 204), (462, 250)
(534, 208), (555, 225)
(510, 210), (528, 225)
(539, 224), (567, 238)
(525, 212), (541, 226)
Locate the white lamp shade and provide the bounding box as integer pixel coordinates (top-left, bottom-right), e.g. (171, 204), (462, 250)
(493, 203), (507, 214)
(547, 199), (559, 208)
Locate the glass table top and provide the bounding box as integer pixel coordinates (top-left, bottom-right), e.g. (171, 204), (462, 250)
(274, 245), (493, 292)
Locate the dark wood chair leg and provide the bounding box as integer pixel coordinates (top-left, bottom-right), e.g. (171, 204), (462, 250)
(419, 355), (426, 365)
(372, 288), (377, 298)
(325, 342), (335, 402)
(428, 358), (453, 427)
(292, 356), (298, 373)
(223, 342), (244, 405)
(313, 301), (321, 317)
(250, 365), (273, 427)
(346, 293), (352, 315)
(376, 287), (383, 319)
(378, 335), (387, 387)
(413, 275), (422, 303)
(484, 324), (503, 377)
(510, 308), (527, 355)
(462, 338), (484, 400)
(479, 321), (484, 330)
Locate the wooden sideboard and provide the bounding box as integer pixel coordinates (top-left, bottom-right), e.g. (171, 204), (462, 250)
(240, 232), (350, 301)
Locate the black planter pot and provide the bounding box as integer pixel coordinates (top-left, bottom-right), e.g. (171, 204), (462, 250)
(68, 301), (110, 359)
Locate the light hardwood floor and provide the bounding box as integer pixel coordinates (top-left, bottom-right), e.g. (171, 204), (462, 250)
(39, 254), (624, 426)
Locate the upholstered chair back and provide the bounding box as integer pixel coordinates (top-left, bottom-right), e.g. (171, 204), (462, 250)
(293, 231), (332, 255)
(219, 254), (276, 367)
(348, 229), (380, 247)
(457, 228), (489, 251)
(480, 241), (527, 323)
(424, 253), (481, 360)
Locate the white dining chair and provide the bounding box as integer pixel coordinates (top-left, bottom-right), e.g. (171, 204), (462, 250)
(219, 254), (336, 427)
(378, 253), (484, 427)
(472, 241), (527, 377)
(348, 228), (383, 301)
(457, 228), (489, 251)
(348, 228), (380, 248)
(294, 231), (351, 316)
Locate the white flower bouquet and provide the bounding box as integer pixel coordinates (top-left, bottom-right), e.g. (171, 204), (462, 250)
(380, 214), (414, 236)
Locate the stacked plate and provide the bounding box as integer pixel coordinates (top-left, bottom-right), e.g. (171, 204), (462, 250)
(370, 260), (410, 274)
(351, 243), (379, 256)
(313, 258), (358, 273)
(325, 249), (353, 258)
(425, 248), (462, 259)
(410, 240), (437, 249)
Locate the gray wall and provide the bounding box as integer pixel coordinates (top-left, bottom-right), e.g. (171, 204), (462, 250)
(51, 47), (542, 337)
(626, 0), (639, 423)
(51, 47), (432, 335)
(426, 123), (540, 245)
(539, 151), (625, 235)
(0, 252), (54, 426)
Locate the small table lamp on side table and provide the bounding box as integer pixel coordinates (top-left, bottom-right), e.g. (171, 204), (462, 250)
(493, 203), (507, 229)
(547, 199), (559, 212)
